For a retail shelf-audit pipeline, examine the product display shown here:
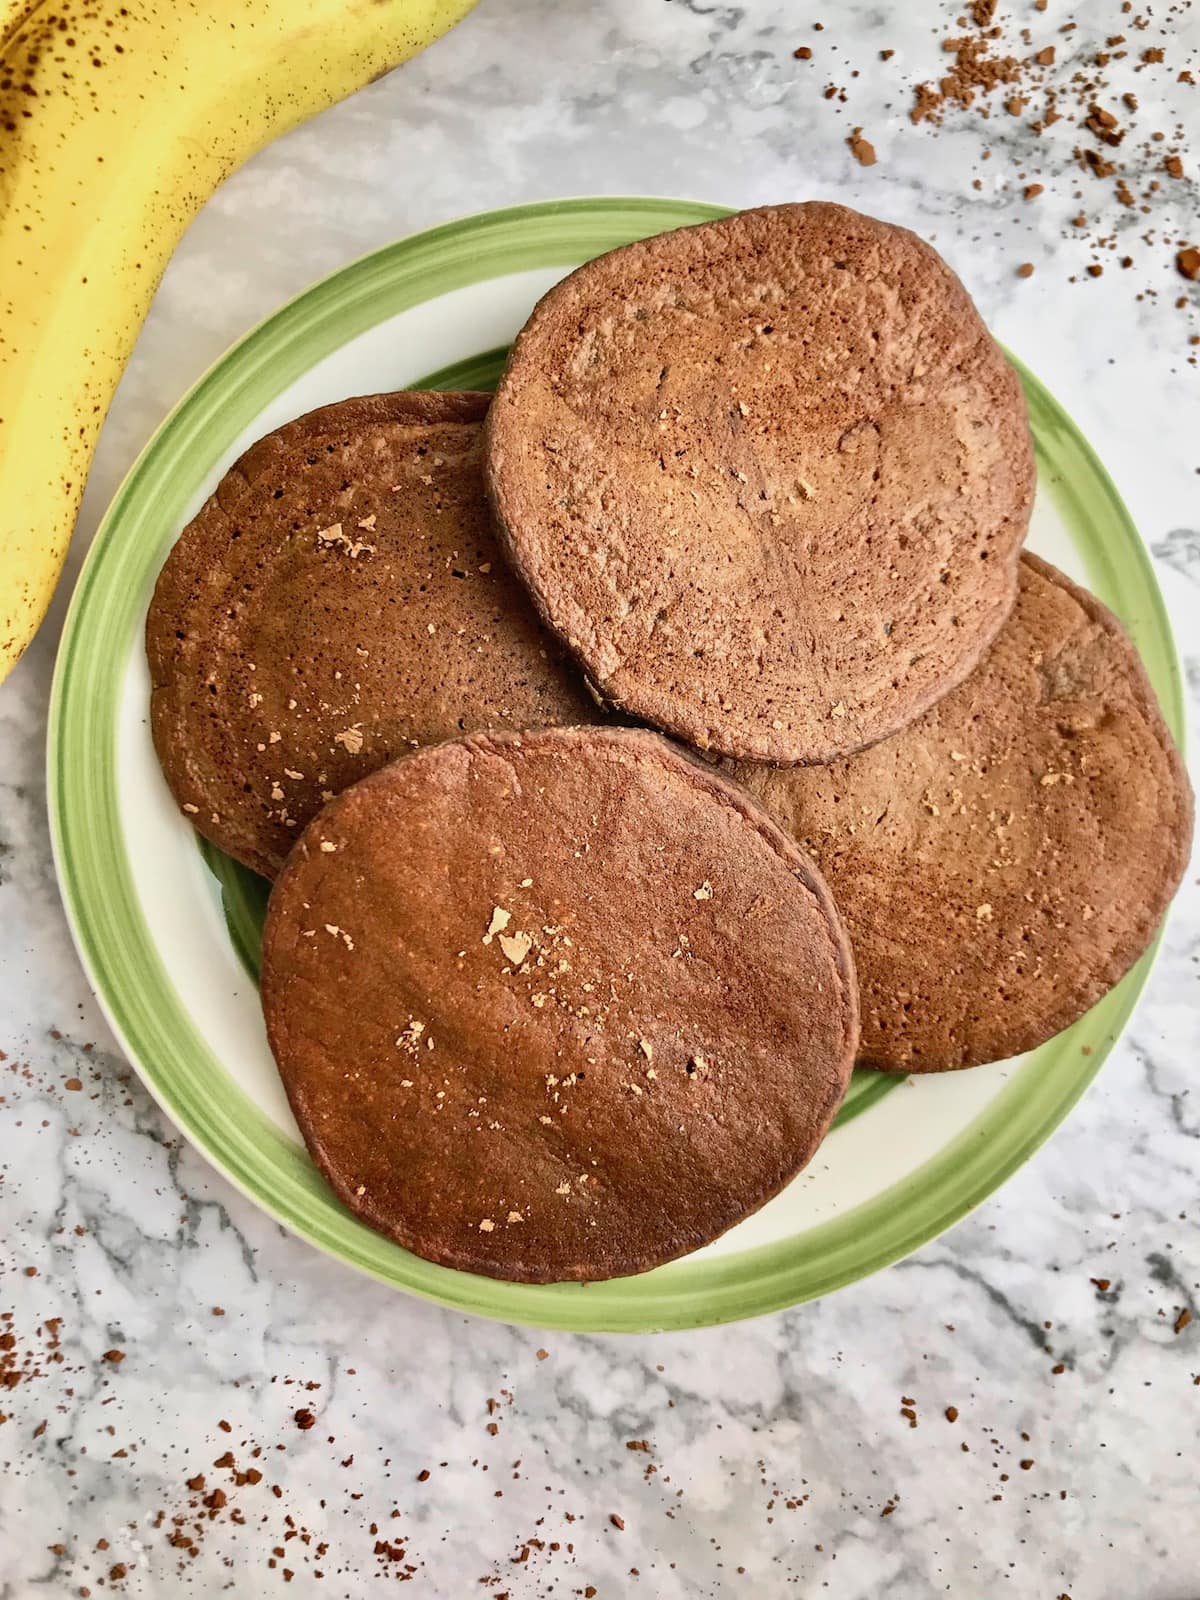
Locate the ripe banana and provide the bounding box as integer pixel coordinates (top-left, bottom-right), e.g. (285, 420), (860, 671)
(0, 0), (477, 681)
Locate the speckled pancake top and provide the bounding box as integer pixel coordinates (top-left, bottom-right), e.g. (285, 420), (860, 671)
(731, 554), (1192, 1071)
(260, 726), (859, 1283)
(146, 391), (599, 879)
(486, 201), (1035, 764)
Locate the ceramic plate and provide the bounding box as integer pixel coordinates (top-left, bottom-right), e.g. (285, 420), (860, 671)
(48, 198), (1185, 1331)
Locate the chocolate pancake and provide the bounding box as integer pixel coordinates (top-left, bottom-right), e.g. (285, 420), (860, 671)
(486, 201), (1035, 765)
(731, 554), (1192, 1071)
(146, 391), (598, 879)
(260, 726), (859, 1283)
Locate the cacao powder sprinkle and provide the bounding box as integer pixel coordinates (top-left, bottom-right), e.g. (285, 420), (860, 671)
(847, 127), (877, 166)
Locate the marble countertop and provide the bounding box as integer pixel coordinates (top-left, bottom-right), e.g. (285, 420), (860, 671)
(2, 2), (1197, 1594)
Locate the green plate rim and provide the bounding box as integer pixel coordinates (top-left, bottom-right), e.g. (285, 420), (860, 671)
(47, 197), (1186, 1332)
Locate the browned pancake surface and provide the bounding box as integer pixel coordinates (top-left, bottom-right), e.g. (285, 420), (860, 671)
(147, 391), (598, 879)
(260, 726), (859, 1283)
(731, 554), (1192, 1070)
(486, 202), (1034, 764)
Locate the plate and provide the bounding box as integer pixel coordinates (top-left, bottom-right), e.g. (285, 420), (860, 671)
(48, 198), (1185, 1331)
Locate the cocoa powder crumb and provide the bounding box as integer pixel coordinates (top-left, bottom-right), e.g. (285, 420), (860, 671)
(293, 1409), (316, 1430)
(610, 1514), (625, 1531)
(1016, 262), (1036, 278)
(847, 128), (877, 166)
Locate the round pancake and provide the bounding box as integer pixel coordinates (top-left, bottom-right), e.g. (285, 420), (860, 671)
(260, 726), (859, 1283)
(486, 201), (1035, 765)
(730, 554), (1192, 1071)
(147, 391), (599, 879)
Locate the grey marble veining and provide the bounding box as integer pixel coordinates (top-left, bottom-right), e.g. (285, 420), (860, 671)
(2, 2), (1198, 1595)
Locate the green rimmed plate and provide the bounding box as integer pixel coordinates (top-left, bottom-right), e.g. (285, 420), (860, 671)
(48, 198), (1184, 1331)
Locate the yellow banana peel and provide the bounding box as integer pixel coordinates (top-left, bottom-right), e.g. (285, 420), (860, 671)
(0, 0), (477, 680)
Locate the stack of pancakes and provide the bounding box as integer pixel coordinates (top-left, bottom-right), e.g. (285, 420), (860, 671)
(147, 203), (1191, 1284)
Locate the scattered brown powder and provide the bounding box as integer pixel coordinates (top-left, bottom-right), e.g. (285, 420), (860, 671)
(911, 32), (1021, 125)
(781, 1), (1191, 345)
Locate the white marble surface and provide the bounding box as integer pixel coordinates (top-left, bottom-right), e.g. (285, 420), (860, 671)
(2, 2), (1198, 1595)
